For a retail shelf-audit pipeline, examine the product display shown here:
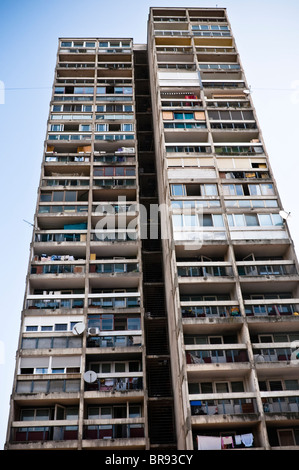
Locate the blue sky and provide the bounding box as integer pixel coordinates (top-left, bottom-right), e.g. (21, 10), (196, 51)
(0, 0), (299, 449)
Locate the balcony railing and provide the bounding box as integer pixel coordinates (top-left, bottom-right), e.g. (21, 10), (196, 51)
(238, 264), (297, 277)
(89, 263), (139, 274)
(35, 233), (86, 243)
(45, 154), (90, 163)
(245, 302), (299, 317)
(186, 348), (249, 364)
(93, 178), (136, 187)
(12, 426), (79, 443)
(178, 265), (233, 278)
(85, 376), (143, 392)
(87, 334), (142, 348)
(155, 30), (191, 36)
(83, 424), (144, 440)
(253, 347), (292, 362)
(211, 122), (257, 130)
(262, 396), (299, 413)
(16, 378), (81, 394)
(38, 205), (88, 214)
(190, 397), (257, 416)
(27, 296), (84, 310)
(88, 294), (140, 309)
(182, 304), (241, 318)
(31, 264), (85, 275)
(90, 231), (138, 242)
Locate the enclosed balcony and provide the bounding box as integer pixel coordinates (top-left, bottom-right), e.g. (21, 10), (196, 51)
(15, 377), (81, 396)
(88, 292), (140, 310)
(26, 293), (85, 310)
(186, 346), (249, 366)
(83, 423), (145, 441)
(10, 425), (79, 446)
(237, 261), (298, 279)
(244, 299), (299, 318)
(177, 262), (233, 278)
(190, 395), (258, 418)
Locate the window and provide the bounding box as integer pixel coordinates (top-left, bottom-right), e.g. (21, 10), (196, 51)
(74, 87), (94, 94)
(127, 318), (141, 330)
(223, 184), (243, 196)
(245, 214), (258, 226)
(79, 124), (91, 131)
(122, 123), (133, 131)
(55, 324), (68, 331)
(171, 184), (186, 196)
(228, 213), (282, 227)
(203, 184), (218, 196)
(202, 215), (212, 227)
(26, 326), (38, 332)
(258, 214), (272, 226)
(184, 215), (198, 227)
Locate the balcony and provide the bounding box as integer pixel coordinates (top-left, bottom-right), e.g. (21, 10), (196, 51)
(38, 205), (88, 216)
(244, 300), (299, 318)
(84, 376), (143, 392)
(237, 262), (298, 278)
(262, 395), (299, 415)
(88, 293), (140, 310)
(83, 423), (145, 440)
(30, 263), (86, 276)
(215, 144), (264, 155)
(11, 425), (79, 445)
(89, 262), (140, 290)
(90, 230), (138, 243)
(45, 153), (91, 164)
(87, 334), (142, 349)
(16, 377), (81, 394)
(27, 295), (84, 310)
(190, 396), (258, 417)
(35, 231), (87, 243)
(182, 302), (241, 319)
(178, 263), (234, 278)
(252, 344), (295, 363)
(186, 347), (249, 365)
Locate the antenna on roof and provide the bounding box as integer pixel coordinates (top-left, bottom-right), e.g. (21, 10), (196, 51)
(23, 219), (34, 227)
(23, 219), (37, 229)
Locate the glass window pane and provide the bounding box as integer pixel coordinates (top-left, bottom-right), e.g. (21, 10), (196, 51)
(258, 214), (272, 226)
(64, 191), (76, 202)
(213, 215), (224, 227)
(184, 215), (198, 227)
(235, 214), (244, 226)
(249, 185), (261, 196)
(53, 192), (64, 202)
(272, 214), (283, 226)
(204, 184), (217, 196)
(245, 214), (258, 226)
(171, 184), (185, 196)
(261, 184), (274, 195)
(172, 215), (183, 227)
(127, 318), (141, 330)
(202, 215), (213, 226)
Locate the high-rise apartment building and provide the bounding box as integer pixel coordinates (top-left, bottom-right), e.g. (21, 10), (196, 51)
(5, 7), (299, 451)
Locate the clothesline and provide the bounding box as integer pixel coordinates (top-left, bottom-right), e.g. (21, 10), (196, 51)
(197, 433), (253, 450)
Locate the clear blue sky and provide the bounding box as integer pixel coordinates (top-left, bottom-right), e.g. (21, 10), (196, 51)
(0, 0), (299, 449)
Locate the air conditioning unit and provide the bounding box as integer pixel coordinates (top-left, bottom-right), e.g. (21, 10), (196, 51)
(88, 327), (100, 336)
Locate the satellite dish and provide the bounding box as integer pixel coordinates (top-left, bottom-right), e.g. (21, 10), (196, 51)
(72, 322), (85, 336)
(84, 370), (97, 383)
(279, 210), (291, 220)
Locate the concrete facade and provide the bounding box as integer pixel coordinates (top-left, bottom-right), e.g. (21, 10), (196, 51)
(5, 7), (299, 451)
